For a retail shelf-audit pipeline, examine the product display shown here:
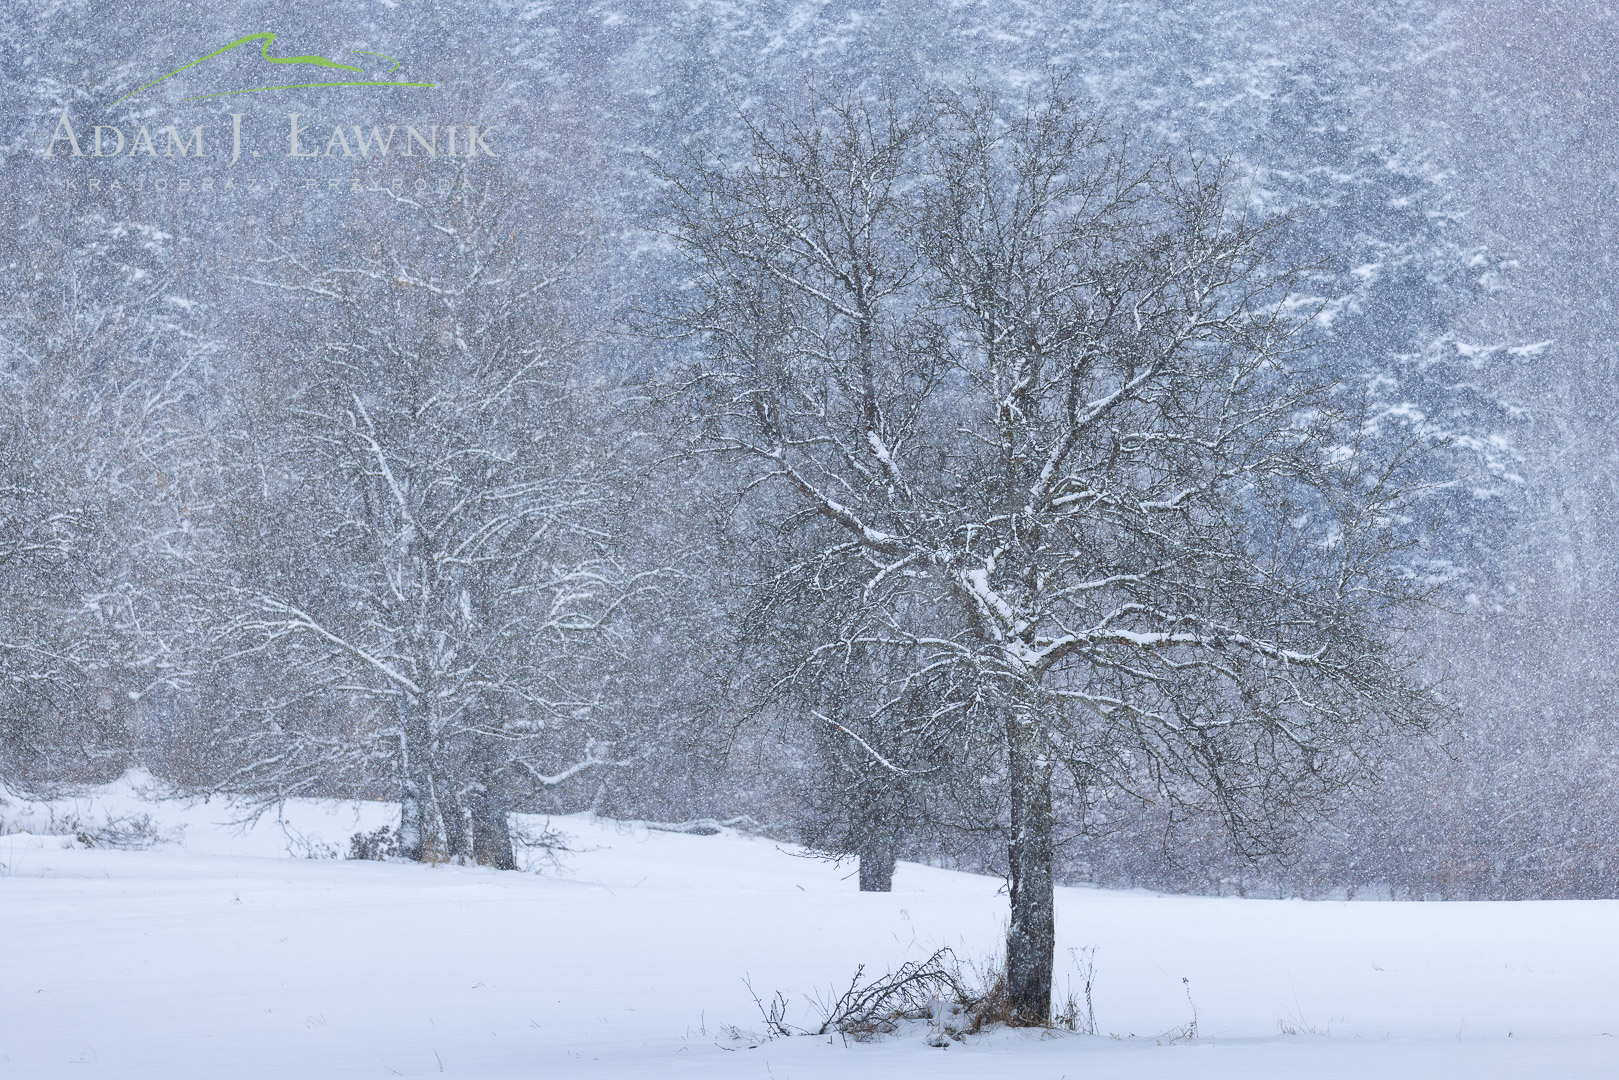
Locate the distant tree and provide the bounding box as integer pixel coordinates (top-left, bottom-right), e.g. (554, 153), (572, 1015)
(0, 201), (213, 792)
(0, 404), (96, 789)
(208, 183), (654, 867)
(765, 616), (939, 893)
(659, 80), (1450, 1023)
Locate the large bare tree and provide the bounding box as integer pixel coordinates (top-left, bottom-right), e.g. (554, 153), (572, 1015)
(659, 81), (1447, 1022)
(208, 184), (652, 866)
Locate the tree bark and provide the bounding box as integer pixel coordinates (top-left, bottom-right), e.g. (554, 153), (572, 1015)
(398, 782), (428, 861)
(397, 701), (436, 861)
(857, 829), (896, 891)
(1004, 710), (1055, 1025)
(471, 756), (516, 870)
(440, 778), (472, 863)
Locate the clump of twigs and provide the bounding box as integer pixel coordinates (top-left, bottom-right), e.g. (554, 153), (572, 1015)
(346, 825), (398, 860)
(749, 948), (1009, 1045)
(746, 945), (1109, 1046)
(511, 818), (571, 872)
(813, 948), (972, 1040)
(62, 811), (165, 850)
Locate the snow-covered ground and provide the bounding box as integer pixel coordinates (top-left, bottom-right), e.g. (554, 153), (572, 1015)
(3, 775), (1616, 1078)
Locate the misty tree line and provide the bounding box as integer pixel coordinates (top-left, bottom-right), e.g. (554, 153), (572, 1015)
(4, 0), (1617, 1020)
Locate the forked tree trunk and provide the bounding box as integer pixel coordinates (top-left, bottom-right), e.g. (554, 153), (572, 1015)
(1004, 710), (1055, 1024)
(471, 758), (516, 870)
(857, 830), (896, 891)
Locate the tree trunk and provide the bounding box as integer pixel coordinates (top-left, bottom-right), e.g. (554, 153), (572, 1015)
(1004, 710), (1055, 1025)
(398, 781), (428, 861)
(440, 777), (472, 863)
(397, 702), (436, 861)
(857, 829), (896, 891)
(471, 757), (516, 870)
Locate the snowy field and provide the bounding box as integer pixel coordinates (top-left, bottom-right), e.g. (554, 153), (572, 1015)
(3, 776), (1616, 1079)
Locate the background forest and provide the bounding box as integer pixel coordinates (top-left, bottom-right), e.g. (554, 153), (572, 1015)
(2, 0), (1614, 904)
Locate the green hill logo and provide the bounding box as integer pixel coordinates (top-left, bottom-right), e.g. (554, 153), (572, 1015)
(111, 32), (434, 106)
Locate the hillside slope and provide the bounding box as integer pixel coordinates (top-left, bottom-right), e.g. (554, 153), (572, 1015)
(2, 777), (1615, 1078)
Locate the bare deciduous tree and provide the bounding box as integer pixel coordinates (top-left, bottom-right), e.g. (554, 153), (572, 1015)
(208, 185), (654, 866)
(659, 81), (1447, 1022)
(0, 205), (215, 791)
